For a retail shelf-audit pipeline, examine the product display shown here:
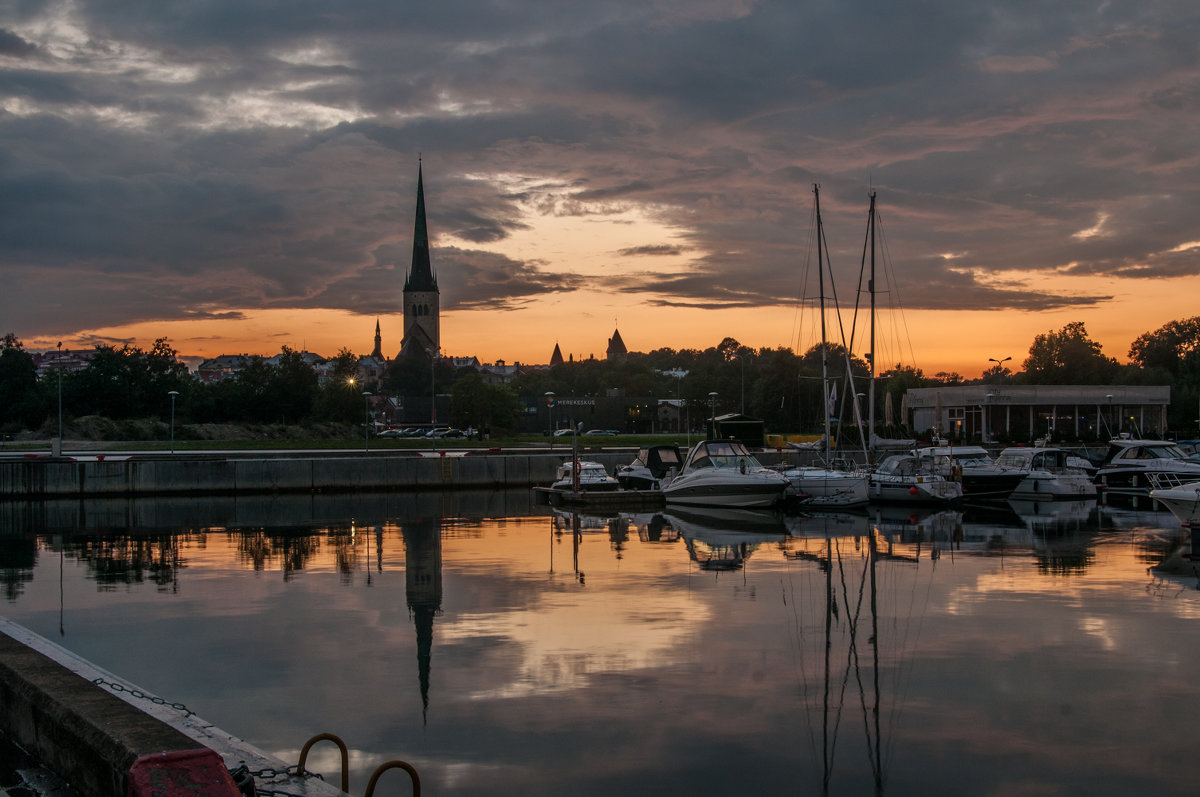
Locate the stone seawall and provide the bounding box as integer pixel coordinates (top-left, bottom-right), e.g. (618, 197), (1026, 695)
(0, 449), (796, 499)
(0, 451), (618, 498)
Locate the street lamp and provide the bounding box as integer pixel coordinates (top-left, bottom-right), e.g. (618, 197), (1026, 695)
(426, 349), (439, 426)
(545, 391), (556, 448)
(988, 356), (1011, 373)
(55, 342), (63, 457)
(708, 391), (718, 439)
(167, 391), (179, 454)
(734, 354), (745, 414)
(985, 392), (994, 443)
(362, 391), (372, 452)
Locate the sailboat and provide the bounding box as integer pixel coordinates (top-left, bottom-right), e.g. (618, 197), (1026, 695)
(781, 185), (870, 509)
(852, 191), (960, 505)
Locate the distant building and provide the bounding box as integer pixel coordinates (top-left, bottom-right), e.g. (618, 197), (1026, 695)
(905, 385), (1171, 442)
(34, 348), (94, 377)
(606, 328), (627, 360)
(399, 162), (440, 358)
(550, 342), (564, 366)
(196, 354), (254, 384)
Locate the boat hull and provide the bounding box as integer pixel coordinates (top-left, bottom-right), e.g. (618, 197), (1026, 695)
(869, 476), (962, 504)
(663, 472), (789, 508)
(1149, 482), (1200, 528)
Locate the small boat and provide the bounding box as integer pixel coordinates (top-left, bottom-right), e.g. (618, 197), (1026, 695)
(550, 460), (621, 492)
(1093, 436), (1200, 503)
(915, 444), (1024, 500)
(868, 454), (963, 504)
(1148, 476), (1200, 528)
(995, 446), (1097, 500)
(616, 444), (683, 490)
(661, 439), (790, 508)
(779, 460), (869, 508)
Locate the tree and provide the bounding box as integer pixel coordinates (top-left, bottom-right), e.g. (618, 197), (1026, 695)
(1129, 317), (1200, 433)
(0, 334), (45, 429)
(1022, 322), (1119, 385)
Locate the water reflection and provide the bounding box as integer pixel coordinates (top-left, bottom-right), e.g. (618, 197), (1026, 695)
(1, 492), (1199, 795)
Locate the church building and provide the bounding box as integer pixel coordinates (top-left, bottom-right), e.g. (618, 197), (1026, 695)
(399, 162), (440, 358)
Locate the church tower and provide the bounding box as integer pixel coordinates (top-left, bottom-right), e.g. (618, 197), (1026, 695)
(400, 162), (440, 357)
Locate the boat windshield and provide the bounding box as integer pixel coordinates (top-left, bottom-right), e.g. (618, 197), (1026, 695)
(685, 441), (762, 470)
(997, 452), (1031, 469)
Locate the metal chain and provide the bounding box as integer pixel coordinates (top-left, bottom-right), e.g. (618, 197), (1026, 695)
(91, 677), (196, 717)
(91, 678), (330, 797)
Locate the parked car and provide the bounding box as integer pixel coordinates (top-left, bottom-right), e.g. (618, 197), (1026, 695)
(376, 429), (405, 439)
(553, 428), (575, 437)
(584, 429), (616, 436)
(426, 427), (452, 438)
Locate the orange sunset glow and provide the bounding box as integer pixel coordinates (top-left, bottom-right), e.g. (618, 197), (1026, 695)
(4, 3), (1198, 378)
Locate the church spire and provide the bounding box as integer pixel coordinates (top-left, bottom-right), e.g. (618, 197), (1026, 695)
(371, 318), (383, 359)
(550, 341), (564, 366)
(404, 161), (438, 293)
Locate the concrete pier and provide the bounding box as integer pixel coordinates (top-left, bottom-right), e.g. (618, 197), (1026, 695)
(0, 619), (343, 797)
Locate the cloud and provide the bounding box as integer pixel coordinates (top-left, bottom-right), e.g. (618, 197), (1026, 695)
(1, 0), (1198, 350)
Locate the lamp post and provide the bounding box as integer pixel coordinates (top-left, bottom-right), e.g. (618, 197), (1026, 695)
(167, 390), (179, 454)
(362, 391), (372, 452)
(988, 356), (1011, 375)
(54, 342), (63, 457)
(708, 391), (718, 439)
(985, 392), (994, 443)
(545, 391), (556, 448)
(427, 349), (439, 426)
(734, 354), (745, 414)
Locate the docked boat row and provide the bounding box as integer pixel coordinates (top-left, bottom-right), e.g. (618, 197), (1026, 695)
(539, 433), (1200, 520)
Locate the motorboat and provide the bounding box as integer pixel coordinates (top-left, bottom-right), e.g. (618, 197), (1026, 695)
(661, 439), (790, 508)
(994, 446), (1097, 500)
(1093, 436), (1200, 503)
(550, 459), (621, 493)
(779, 460), (869, 508)
(1148, 476), (1200, 528)
(915, 444), (1024, 500)
(868, 454), (963, 504)
(616, 444), (683, 490)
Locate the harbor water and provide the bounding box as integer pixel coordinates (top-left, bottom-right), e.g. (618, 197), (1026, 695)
(1, 490), (1198, 796)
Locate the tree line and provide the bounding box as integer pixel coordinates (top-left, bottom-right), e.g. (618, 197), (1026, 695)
(2, 317), (1198, 437)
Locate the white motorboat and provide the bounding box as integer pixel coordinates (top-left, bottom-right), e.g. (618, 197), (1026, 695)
(779, 461), (869, 508)
(616, 444), (683, 490)
(550, 460), (620, 493)
(1093, 436), (1200, 503)
(1148, 476), (1200, 528)
(994, 446), (1097, 500)
(868, 454), (963, 504)
(661, 439), (790, 508)
(914, 445), (1024, 500)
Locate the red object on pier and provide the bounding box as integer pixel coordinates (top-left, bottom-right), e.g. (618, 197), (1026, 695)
(127, 748), (241, 796)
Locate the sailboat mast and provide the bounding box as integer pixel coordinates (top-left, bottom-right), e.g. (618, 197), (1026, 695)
(868, 191), (877, 453)
(815, 184), (830, 460)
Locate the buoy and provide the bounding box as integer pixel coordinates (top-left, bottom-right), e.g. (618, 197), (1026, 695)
(908, 486), (919, 495)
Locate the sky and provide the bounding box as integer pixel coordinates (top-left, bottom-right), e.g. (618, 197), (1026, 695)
(2, 1), (1199, 377)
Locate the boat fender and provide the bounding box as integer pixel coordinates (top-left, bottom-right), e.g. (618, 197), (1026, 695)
(908, 486), (919, 495)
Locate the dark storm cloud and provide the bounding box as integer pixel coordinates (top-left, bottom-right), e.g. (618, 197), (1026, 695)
(2, 0), (1198, 341)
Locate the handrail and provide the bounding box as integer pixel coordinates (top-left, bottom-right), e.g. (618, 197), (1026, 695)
(364, 760), (422, 797)
(297, 732), (350, 794)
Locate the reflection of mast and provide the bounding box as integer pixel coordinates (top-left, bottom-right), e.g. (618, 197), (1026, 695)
(402, 519), (442, 726)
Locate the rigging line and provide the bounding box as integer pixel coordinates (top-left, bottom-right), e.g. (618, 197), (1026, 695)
(873, 209), (919, 370)
(791, 201), (821, 356)
(781, 558), (821, 765)
(849, 195), (874, 359)
(839, 536), (882, 784)
(882, 542), (938, 775)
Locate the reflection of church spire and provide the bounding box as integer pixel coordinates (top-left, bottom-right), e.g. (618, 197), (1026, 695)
(402, 519), (442, 725)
